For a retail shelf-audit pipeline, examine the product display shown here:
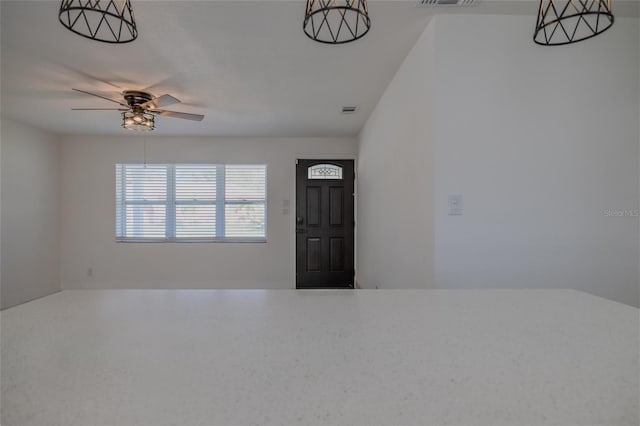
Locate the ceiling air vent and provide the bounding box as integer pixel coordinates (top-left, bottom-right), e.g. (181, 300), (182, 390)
(416, 0), (476, 6)
(342, 106), (358, 114)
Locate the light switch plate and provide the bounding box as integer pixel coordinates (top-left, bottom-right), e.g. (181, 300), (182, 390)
(448, 194), (463, 216)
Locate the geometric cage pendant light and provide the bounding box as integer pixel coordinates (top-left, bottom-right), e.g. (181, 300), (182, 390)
(303, 0), (371, 44)
(534, 0), (614, 46)
(59, 0), (138, 43)
(122, 109), (155, 131)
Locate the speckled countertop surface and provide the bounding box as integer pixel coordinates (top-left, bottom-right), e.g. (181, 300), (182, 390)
(1, 289), (638, 425)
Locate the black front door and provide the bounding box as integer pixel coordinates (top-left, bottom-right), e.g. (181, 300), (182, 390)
(296, 160), (354, 289)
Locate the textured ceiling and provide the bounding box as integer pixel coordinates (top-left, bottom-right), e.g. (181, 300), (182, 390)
(1, 1), (637, 137)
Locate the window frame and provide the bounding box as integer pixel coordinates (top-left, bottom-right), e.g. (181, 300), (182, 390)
(116, 163), (267, 243)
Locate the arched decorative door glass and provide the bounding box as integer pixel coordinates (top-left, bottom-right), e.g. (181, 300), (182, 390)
(307, 164), (343, 180)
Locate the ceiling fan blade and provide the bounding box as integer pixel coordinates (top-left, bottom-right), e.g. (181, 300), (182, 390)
(140, 94), (180, 109)
(71, 108), (128, 111)
(72, 88), (128, 107)
(152, 110), (204, 121)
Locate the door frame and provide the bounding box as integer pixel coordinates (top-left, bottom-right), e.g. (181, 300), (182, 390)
(292, 155), (357, 289)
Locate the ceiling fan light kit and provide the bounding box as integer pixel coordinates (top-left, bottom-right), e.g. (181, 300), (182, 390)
(534, 0), (614, 45)
(303, 0), (371, 44)
(71, 88), (204, 132)
(122, 110), (155, 131)
(59, 0), (138, 43)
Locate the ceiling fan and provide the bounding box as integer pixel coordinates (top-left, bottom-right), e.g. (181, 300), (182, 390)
(71, 88), (205, 131)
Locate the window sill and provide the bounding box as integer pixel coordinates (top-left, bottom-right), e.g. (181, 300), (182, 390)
(116, 238), (267, 243)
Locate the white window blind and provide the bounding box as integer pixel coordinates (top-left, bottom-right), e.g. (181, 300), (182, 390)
(116, 164), (266, 242)
(225, 165), (267, 238)
(175, 165), (217, 238)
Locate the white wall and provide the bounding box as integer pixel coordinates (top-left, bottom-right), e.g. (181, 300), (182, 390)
(358, 15), (640, 307)
(433, 15), (639, 307)
(60, 135), (356, 289)
(357, 22), (436, 289)
(1, 117), (61, 309)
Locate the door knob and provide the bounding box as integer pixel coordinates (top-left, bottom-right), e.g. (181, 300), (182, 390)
(296, 216), (304, 225)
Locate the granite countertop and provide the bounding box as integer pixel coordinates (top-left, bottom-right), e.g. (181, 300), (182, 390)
(2, 289), (638, 425)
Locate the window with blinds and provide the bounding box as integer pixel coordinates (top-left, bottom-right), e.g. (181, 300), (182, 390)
(116, 164), (266, 242)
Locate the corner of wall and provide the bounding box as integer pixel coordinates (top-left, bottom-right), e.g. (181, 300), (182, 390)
(355, 16), (438, 290)
(1, 117), (63, 309)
